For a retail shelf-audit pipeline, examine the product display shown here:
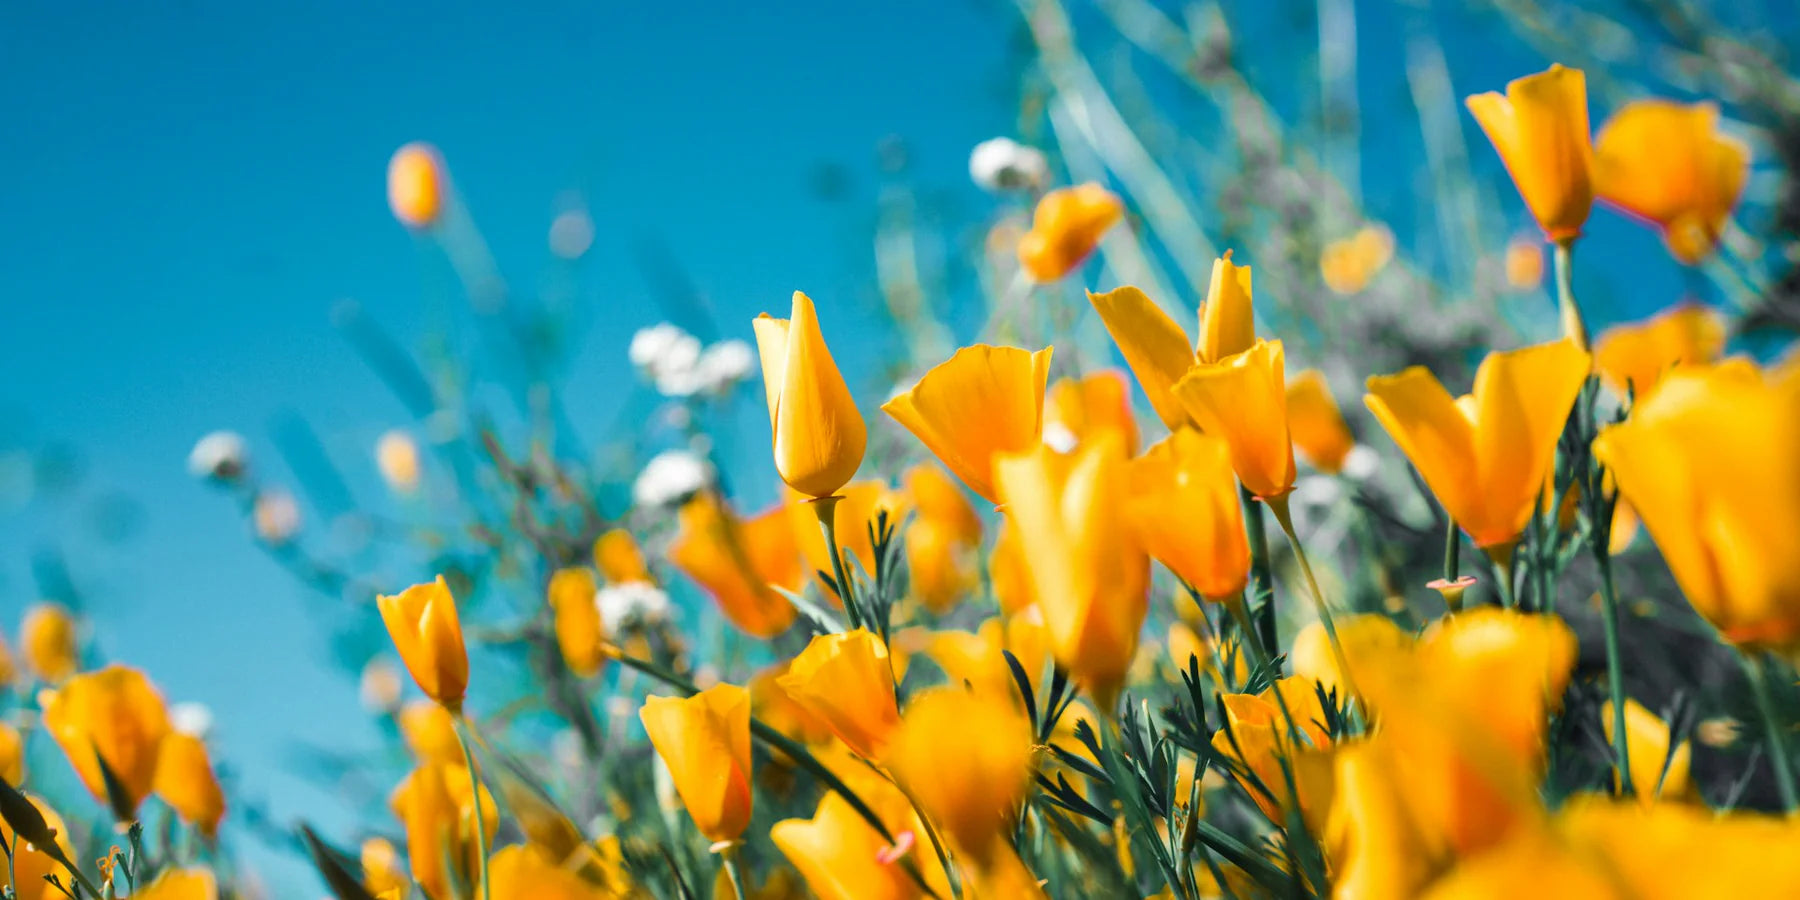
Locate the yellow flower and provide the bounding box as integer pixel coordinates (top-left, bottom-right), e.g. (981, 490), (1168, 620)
(391, 761), (498, 900)
(362, 837), (410, 896)
(1601, 698), (1693, 806)
(1285, 369), (1356, 475)
(1365, 337), (1590, 549)
(772, 793), (924, 900)
(1211, 677), (1337, 831)
(21, 603), (78, 683)
(399, 699), (463, 764)
(1289, 614), (1409, 701)
(548, 567), (606, 678)
(885, 687), (1033, 864)
(988, 518), (1037, 616)
(153, 732), (225, 838)
(1125, 429), (1249, 601)
(131, 868), (218, 900)
(883, 344), (1054, 504)
(1044, 369), (1139, 455)
(484, 844), (611, 900)
(1087, 253), (1257, 429)
(1592, 363), (1800, 649)
(387, 142), (446, 229)
(0, 794), (74, 900)
(993, 432), (1148, 707)
(1319, 224), (1395, 295)
(921, 616), (1047, 706)
(0, 723), (19, 785)
(640, 683), (753, 843)
(902, 464), (983, 615)
(377, 575), (469, 711)
(754, 291), (867, 498)
(1594, 99), (1750, 264)
(1592, 303), (1726, 400)
(1466, 65), (1594, 241)
(1503, 235), (1545, 289)
(750, 660), (835, 748)
(40, 664), (170, 817)
(593, 527), (652, 584)
(1172, 338), (1297, 500)
(375, 430), (421, 494)
(779, 630), (900, 759)
(1016, 183), (1123, 282)
(669, 493), (801, 639)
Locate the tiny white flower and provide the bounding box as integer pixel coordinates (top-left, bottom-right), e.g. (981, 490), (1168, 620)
(188, 431), (248, 481)
(170, 702), (215, 739)
(695, 339), (754, 392)
(596, 581), (672, 631)
(253, 488), (302, 544)
(548, 208), (596, 260)
(632, 450), (712, 508)
(629, 323), (690, 370)
(1341, 444), (1381, 481)
(1294, 474), (1342, 509)
(970, 137), (1049, 191)
(1041, 422), (1079, 454)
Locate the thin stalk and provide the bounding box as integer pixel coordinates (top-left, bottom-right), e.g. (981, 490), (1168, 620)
(1223, 594), (1271, 670)
(876, 765), (961, 899)
(1489, 544), (1517, 610)
(1241, 487), (1278, 654)
(606, 647), (945, 899)
(1593, 553), (1634, 797)
(812, 496), (862, 628)
(1553, 239), (1589, 351)
(1264, 495), (1361, 707)
(719, 843), (748, 900)
(1744, 653), (1800, 814)
(1442, 515), (1461, 584)
(453, 714), (493, 900)
(45, 849), (103, 899)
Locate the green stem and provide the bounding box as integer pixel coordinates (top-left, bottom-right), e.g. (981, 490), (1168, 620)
(1241, 486), (1278, 655)
(1745, 653), (1800, 814)
(1265, 495), (1361, 708)
(1552, 239), (1589, 351)
(812, 496), (863, 630)
(608, 648), (944, 899)
(1490, 545), (1517, 610)
(1223, 594), (1270, 671)
(1593, 554), (1634, 797)
(45, 848), (103, 899)
(454, 713), (493, 900)
(1442, 515), (1461, 584)
(720, 844), (748, 900)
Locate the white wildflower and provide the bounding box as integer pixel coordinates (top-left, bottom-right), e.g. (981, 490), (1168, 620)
(252, 489), (302, 544)
(597, 581), (672, 631)
(632, 450), (712, 508)
(695, 339), (754, 393)
(1340, 444), (1380, 481)
(970, 137), (1049, 191)
(170, 702), (215, 739)
(188, 431), (248, 481)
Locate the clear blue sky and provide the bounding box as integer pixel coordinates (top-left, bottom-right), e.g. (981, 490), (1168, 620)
(0, 0), (1759, 894)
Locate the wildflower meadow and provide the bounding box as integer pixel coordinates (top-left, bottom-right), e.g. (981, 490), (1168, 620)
(7, 0), (1800, 897)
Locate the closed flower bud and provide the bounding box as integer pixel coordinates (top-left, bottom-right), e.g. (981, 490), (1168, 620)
(883, 344), (1054, 504)
(20, 603), (78, 683)
(40, 664), (171, 818)
(0, 791), (75, 900)
(753, 291), (867, 499)
(779, 630), (900, 760)
(387, 142), (446, 229)
(1466, 65), (1595, 241)
(1173, 338), (1298, 501)
(593, 528), (652, 585)
(377, 575), (469, 711)
(639, 684), (753, 843)
(1017, 183), (1123, 282)
(548, 567), (606, 678)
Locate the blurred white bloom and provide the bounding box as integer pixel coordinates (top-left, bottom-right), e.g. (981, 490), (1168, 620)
(1293, 474), (1342, 509)
(1041, 422), (1079, 454)
(1341, 444), (1380, 481)
(375, 429), (421, 494)
(632, 449), (711, 508)
(630, 323), (691, 369)
(548, 208), (595, 260)
(170, 702), (214, 739)
(359, 658), (404, 714)
(630, 323), (719, 397)
(695, 339), (754, 392)
(597, 581), (671, 631)
(252, 488), (301, 544)
(970, 137), (1049, 191)
(187, 431), (248, 481)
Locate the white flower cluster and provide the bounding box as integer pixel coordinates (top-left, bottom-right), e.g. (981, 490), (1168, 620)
(970, 137), (1049, 191)
(596, 580), (672, 632)
(628, 323), (754, 398)
(188, 431), (248, 481)
(632, 449), (713, 508)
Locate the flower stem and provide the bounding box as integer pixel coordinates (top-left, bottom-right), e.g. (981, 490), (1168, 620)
(605, 646), (945, 899)
(1593, 552), (1634, 798)
(811, 495), (864, 630)
(1489, 543), (1517, 610)
(1264, 495), (1361, 707)
(1241, 485), (1279, 654)
(1223, 593), (1270, 671)
(1553, 239), (1589, 351)
(720, 843), (748, 900)
(453, 713), (493, 900)
(1744, 652), (1799, 814)
(1442, 515), (1461, 584)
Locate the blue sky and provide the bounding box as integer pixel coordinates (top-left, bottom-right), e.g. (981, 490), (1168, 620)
(0, 0), (1765, 894)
